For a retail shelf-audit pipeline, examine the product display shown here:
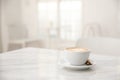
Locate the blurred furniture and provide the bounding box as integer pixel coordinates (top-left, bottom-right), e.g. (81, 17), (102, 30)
(0, 33), (3, 53)
(9, 39), (42, 50)
(2, 0), (38, 51)
(82, 23), (102, 37)
(0, 48), (120, 80)
(76, 37), (120, 56)
(48, 39), (76, 50)
(0, 26), (9, 52)
(8, 25), (41, 50)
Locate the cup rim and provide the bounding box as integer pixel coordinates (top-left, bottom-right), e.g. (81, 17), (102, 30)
(64, 47), (91, 53)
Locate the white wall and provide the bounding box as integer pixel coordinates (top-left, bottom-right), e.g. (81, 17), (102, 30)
(83, 0), (119, 38)
(3, 0), (38, 40)
(0, 0), (9, 52)
(0, 0), (2, 52)
(21, 0), (38, 38)
(117, 0), (120, 35)
(3, 0), (23, 40)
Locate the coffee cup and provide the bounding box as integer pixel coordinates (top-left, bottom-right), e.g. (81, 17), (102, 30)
(64, 47), (90, 66)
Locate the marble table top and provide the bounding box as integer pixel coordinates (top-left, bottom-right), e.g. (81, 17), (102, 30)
(0, 48), (120, 80)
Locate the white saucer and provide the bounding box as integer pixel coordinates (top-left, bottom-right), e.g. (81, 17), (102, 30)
(59, 60), (94, 70)
(63, 63), (93, 70)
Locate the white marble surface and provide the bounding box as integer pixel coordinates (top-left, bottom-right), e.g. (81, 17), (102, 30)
(0, 48), (120, 80)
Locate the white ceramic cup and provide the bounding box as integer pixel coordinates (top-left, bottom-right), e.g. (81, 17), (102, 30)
(64, 47), (90, 66)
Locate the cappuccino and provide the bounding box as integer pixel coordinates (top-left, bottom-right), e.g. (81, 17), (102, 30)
(64, 47), (90, 66)
(66, 47), (88, 52)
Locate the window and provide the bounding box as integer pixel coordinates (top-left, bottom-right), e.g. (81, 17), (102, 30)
(38, 0), (82, 41)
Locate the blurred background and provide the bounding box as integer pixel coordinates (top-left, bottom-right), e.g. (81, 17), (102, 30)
(0, 0), (120, 52)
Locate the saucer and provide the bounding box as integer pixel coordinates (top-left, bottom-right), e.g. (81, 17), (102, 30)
(63, 63), (93, 70)
(59, 60), (94, 70)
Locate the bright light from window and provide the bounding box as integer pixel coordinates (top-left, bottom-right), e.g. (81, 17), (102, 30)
(38, 0), (82, 41)
(60, 1), (82, 40)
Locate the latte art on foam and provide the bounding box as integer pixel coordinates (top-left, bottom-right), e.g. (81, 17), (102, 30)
(66, 47), (88, 52)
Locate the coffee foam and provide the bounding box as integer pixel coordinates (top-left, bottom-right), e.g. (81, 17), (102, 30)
(66, 47), (88, 52)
